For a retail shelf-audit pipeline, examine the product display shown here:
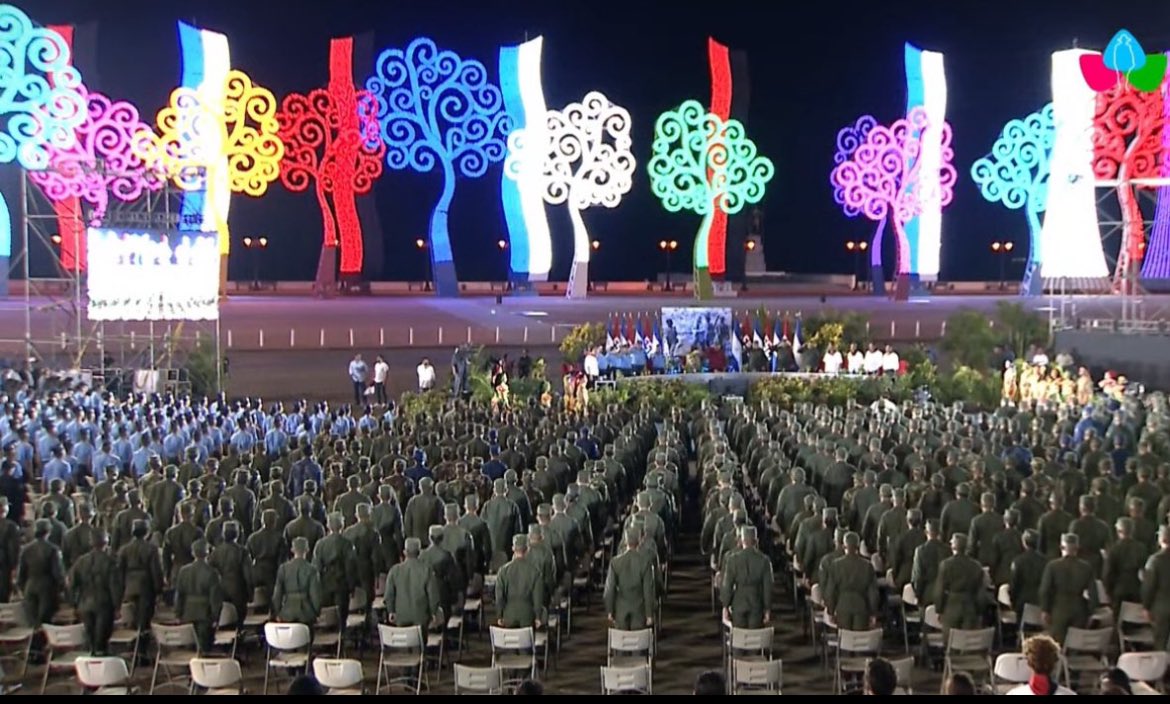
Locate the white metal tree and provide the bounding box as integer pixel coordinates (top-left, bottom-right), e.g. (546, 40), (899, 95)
(505, 90), (634, 298)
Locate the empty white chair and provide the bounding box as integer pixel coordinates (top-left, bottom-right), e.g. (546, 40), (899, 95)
(900, 583), (922, 655)
(1117, 601), (1155, 652)
(74, 656), (133, 695)
(213, 602), (239, 658)
(189, 657), (244, 695)
(607, 628), (654, 668)
(375, 624), (425, 695)
(992, 652), (1032, 694)
(731, 658), (782, 694)
(313, 657), (364, 695)
(601, 664), (652, 694)
(1117, 651), (1168, 694)
(489, 626), (537, 690)
(40, 623), (87, 694)
(453, 664), (502, 695)
(263, 621), (311, 695)
(149, 622), (200, 694)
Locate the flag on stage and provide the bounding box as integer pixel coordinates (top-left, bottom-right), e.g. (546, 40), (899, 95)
(782, 315), (790, 341)
(635, 314), (645, 346)
(606, 314), (616, 351)
(752, 315), (764, 347)
(626, 314), (636, 345)
(792, 316), (803, 357)
(771, 318), (781, 347)
(652, 316), (662, 355)
(731, 316), (743, 368)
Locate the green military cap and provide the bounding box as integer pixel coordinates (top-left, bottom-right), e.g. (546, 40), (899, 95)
(956, 483), (970, 497)
(552, 494), (567, 510)
(950, 533), (969, 550)
(405, 537), (422, 553)
(981, 492), (996, 507)
(863, 470), (877, 483)
(536, 504), (551, 518)
(192, 539), (209, 557)
(624, 526), (642, 543)
(33, 518), (50, 535)
(419, 477), (434, 490)
(1116, 517), (1134, 534)
(739, 525), (757, 542)
(907, 508), (923, 523)
(822, 507), (838, 520)
(463, 494), (479, 509)
(566, 484), (580, 499)
(291, 537), (310, 553)
(444, 503), (459, 519)
(1061, 533), (1079, 548)
(528, 524), (543, 538)
(891, 488), (906, 502)
(812, 496), (827, 511)
(930, 474), (945, 487)
(428, 525), (444, 541)
(512, 534), (529, 550)
(493, 479), (507, 495)
(504, 469), (518, 482)
(925, 519), (940, 535)
(843, 531), (861, 548)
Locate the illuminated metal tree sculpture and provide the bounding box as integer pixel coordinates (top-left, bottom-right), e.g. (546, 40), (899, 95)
(1142, 80), (1170, 283)
(830, 106), (956, 280)
(505, 91), (634, 299)
(136, 69), (285, 285)
(970, 104), (1054, 295)
(1091, 82), (1164, 291)
(278, 37), (385, 292)
(365, 37), (512, 297)
(0, 5), (85, 294)
(649, 99), (773, 300)
(31, 87), (165, 222)
(831, 115), (883, 281)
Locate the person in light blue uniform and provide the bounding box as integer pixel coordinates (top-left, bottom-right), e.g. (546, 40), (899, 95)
(42, 447), (72, 491)
(650, 349), (666, 374)
(630, 345), (647, 375)
(613, 347), (632, 378)
(163, 425), (185, 462)
(597, 350), (610, 379)
(265, 423), (289, 458)
(72, 429), (94, 472)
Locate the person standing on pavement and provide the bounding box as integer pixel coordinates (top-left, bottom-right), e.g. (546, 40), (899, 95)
(417, 358), (436, 394)
(373, 355), (390, 406)
(347, 354), (368, 406)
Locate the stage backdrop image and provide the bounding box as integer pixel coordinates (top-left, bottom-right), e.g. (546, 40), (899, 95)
(660, 306), (741, 367)
(86, 228), (220, 321)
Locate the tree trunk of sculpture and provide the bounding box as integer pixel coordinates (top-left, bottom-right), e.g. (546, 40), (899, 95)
(565, 203), (588, 300)
(869, 213), (887, 297)
(693, 210), (714, 300)
(428, 161), (459, 297)
(891, 216), (910, 302)
(313, 182), (338, 296)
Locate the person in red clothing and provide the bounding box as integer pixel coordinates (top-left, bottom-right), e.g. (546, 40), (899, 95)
(708, 345), (726, 372)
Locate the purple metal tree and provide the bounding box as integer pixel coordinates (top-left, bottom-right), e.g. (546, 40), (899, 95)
(832, 115), (884, 271)
(830, 106), (955, 276)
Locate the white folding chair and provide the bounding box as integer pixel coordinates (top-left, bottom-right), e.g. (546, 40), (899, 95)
(489, 626), (537, 691)
(941, 627), (995, 692)
(189, 657), (244, 695)
(921, 605), (944, 662)
(1117, 601), (1156, 653)
(74, 656), (134, 694)
(453, 664), (502, 694)
(149, 622), (200, 694)
(834, 628), (882, 694)
(312, 606), (343, 658)
(601, 664), (652, 694)
(1089, 580), (1114, 628)
(0, 601), (33, 684)
(107, 603), (141, 673)
(607, 628), (654, 669)
(1060, 627), (1111, 692)
(313, 657), (364, 695)
(889, 655), (914, 695)
(731, 658), (782, 694)
(40, 623), (87, 694)
(263, 621), (311, 695)
(213, 602), (239, 659)
(992, 652), (1032, 694)
(1117, 651), (1168, 694)
(375, 624), (425, 695)
(900, 583), (921, 654)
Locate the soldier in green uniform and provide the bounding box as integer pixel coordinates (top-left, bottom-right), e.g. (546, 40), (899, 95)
(17, 519), (64, 627)
(111, 490), (148, 553)
(247, 509), (288, 607)
(1127, 498), (1157, 554)
(258, 480), (295, 533)
(1103, 517), (1148, 615)
(175, 539), (224, 652)
(1037, 493), (1072, 559)
(371, 485), (404, 573)
(420, 523), (463, 620)
(1009, 479), (1044, 532)
(940, 483), (977, 543)
(163, 503), (204, 594)
(204, 498), (236, 547)
(936, 533), (988, 638)
(404, 477), (443, 543)
(176, 478), (212, 529)
(1141, 526), (1170, 651)
(285, 497), (326, 553)
(989, 509), (1023, 587)
(149, 465), (184, 535)
(273, 536), (321, 625)
(483, 479), (522, 572)
(495, 534), (545, 628)
(225, 469), (256, 534)
(525, 524), (557, 611)
(823, 531), (878, 631)
(967, 492), (1003, 570)
(889, 508), (926, 591)
(1008, 529), (1048, 618)
(313, 512), (357, 628)
(439, 503), (475, 598)
(721, 526), (774, 629)
(68, 532), (122, 655)
(911, 520), (947, 607)
(1039, 533), (1098, 643)
(385, 537), (442, 628)
(345, 503), (383, 614)
(208, 521), (252, 629)
(61, 502), (97, 571)
(116, 519), (163, 634)
(876, 488), (909, 568)
(333, 475), (371, 528)
(1070, 495), (1112, 578)
(604, 526), (657, 630)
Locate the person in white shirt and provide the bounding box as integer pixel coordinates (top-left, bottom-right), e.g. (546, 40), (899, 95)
(822, 344), (843, 375)
(1031, 348), (1050, 367)
(846, 343), (864, 375)
(347, 354), (368, 405)
(863, 343), (883, 375)
(583, 348), (600, 387)
(372, 355), (390, 405)
(416, 357), (436, 393)
(882, 345), (900, 376)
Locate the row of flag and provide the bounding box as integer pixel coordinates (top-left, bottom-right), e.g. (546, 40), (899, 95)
(603, 311), (804, 357)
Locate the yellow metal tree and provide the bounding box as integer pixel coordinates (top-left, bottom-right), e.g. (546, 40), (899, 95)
(135, 69), (284, 290)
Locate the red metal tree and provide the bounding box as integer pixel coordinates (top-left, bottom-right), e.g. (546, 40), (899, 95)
(278, 37), (384, 291)
(1092, 82), (1164, 290)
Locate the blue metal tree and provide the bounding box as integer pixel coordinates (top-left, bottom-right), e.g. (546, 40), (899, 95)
(366, 37), (512, 296)
(0, 4), (86, 295)
(970, 104), (1054, 296)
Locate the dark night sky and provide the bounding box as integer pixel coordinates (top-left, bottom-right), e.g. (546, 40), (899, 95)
(22, 0), (1170, 282)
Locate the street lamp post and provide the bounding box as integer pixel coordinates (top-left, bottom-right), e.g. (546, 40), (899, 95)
(415, 238), (431, 291)
(242, 236), (268, 290)
(845, 240), (869, 286)
(590, 240), (600, 289)
(991, 241), (1014, 288)
(658, 239), (678, 291)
